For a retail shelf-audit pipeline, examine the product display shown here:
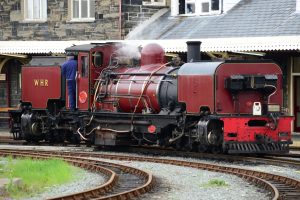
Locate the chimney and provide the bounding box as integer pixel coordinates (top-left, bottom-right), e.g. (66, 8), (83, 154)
(186, 41), (201, 62)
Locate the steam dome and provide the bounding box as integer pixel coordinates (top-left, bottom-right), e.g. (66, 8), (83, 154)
(141, 43), (166, 66)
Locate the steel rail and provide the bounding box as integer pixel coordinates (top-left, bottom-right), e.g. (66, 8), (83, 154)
(115, 145), (300, 169)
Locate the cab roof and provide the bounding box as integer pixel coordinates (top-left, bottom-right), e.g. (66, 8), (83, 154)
(65, 42), (119, 53)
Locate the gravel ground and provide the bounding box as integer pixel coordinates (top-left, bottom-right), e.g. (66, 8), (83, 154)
(1, 145), (300, 200)
(23, 170), (106, 200)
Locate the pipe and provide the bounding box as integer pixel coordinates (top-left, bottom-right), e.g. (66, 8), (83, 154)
(265, 84), (277, 104)
(108, 72), (177, 76)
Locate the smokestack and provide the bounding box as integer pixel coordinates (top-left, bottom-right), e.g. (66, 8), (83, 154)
(186, 41), (201, 62)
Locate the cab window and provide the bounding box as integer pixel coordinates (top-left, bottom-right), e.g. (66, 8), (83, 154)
(92, 52), (103, 67)
(81, 56), (89, 77)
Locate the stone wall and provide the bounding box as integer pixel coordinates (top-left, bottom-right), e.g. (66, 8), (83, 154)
(0, 0), (168, 40)
(0, 0), (121, 40)
(122, 0), (167, 37)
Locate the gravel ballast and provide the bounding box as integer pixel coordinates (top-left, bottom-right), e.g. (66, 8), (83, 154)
(24, 170), (106, 200)
(94, 159), (269, 200)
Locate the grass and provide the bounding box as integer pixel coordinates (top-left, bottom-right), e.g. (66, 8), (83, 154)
(201, 179), (229, 188)
(0, 156), (82, 199)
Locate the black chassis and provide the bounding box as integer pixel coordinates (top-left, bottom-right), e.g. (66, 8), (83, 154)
(72, 110), (185, 146)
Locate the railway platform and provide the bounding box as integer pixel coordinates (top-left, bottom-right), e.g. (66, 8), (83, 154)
(0, 129), (10, 137)
(291, 133), (300, 147)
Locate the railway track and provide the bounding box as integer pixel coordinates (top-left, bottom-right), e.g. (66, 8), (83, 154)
(0, 149), (154, 200)
(2, 135), (300, 169)
(0, 135), (24, 145)
(107, 145), (300, 169)
(1, 136), (300, 169)
(1, 148), (300, 199)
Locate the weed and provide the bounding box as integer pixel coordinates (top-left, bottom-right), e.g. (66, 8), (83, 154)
(201, 179), (229, 188)
(1, 157), (82, 198)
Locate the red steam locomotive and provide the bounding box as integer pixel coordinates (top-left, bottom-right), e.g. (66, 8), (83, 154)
(9, 41), (293, 154)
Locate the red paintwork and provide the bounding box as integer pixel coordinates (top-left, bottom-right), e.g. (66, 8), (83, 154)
(221, 116), (293, 143)
(141, 43), (166, 66)
(22, 66), (61, 109)
(179, 62), (283, 114)
(88, 45), (116, 111)
(77, 52), (89, 110)
(216, 63), (282, 114)
(178, 75), (214, 113)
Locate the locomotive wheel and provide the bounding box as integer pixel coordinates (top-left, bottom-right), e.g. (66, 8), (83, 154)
(24, 134), (43, 143)
(72, 133), (81, 144)
(174, 138), (183, 150)
(54, 130), (65, 143)
(45, 132), (53, 143)
(197, 144), (208, 153)
(181, 137), (193, 151)
(210, 146), (222, 154)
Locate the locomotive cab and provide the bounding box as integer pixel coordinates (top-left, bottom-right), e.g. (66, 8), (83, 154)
(64, 43), (117, 111)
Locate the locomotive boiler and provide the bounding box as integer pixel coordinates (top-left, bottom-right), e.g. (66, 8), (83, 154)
(9, 41), (293, 154)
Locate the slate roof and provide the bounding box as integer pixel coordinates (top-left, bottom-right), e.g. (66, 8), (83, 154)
(128, 0), (300, 39)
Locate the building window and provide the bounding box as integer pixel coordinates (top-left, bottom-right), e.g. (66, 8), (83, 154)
(201, 0), (220, 13)
(211, 0), (219, 10)
(72, 0), (95, 20)
(24, 0), (47, 21)
(143, 0), (166, 6)
(187, 0), (195, 14)
(175, 0), (220, 16)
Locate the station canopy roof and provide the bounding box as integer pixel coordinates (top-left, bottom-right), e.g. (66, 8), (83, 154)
(0, 36), (300, 54)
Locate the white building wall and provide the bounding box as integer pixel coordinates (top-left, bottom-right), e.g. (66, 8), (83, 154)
(171, 0), (179, 16)
(297, 0), (300, 13)
(222, 0), (242, 13)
